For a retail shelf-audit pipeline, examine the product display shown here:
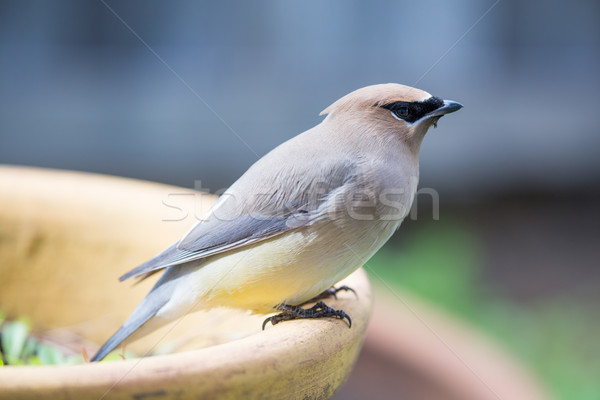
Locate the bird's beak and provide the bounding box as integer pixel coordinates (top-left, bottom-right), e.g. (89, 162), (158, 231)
(425, 100), (463, 119)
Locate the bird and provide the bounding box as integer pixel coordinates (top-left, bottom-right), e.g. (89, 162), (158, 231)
(91, 83), (462, 362)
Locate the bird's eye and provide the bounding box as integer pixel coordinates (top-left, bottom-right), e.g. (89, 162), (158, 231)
(395, 106), (409, 117)
(391, 106), (410, 120)
(380, 101), (414, 121)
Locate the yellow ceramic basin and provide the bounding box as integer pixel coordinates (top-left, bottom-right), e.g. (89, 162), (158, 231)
(0, 166), (371, 400)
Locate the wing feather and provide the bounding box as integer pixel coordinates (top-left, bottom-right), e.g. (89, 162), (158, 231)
(119, 215), (296, 281)
(119, 149), (358, 282)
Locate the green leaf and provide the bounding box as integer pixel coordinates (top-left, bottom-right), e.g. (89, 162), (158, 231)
(21, 337), (38, 360)
(37, 344), (65, 365)
(27, 355), (42, 366)
(1, 320), (30, 364)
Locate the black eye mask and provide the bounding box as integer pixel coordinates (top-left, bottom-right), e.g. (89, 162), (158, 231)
(380, 96), (444, 124)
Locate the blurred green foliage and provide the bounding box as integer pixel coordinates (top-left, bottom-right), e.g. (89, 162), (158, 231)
(0, 311), (83, 366)
(0, 310), (148, 365)
(366, 219), (600, 400)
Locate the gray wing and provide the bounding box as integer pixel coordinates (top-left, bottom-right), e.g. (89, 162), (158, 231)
(119, 214), (301, 281)
(119, 154), (358, 282)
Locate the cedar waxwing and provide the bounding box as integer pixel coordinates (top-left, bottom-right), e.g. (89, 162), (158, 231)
(91, 83), (462, 362)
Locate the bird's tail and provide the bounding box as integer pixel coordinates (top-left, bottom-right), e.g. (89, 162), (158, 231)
(90, 273), (182, 361)
(90, 296), (168, 362)
(90, 317), (151, 362)
(91, 264), (200, 362)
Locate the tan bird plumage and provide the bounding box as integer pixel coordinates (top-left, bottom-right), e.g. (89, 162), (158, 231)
(91, 83), (462, 361)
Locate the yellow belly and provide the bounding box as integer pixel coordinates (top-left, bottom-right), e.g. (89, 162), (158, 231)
(159, 219), (399, 316)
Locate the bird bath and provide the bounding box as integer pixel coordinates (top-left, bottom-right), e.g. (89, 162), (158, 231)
(0, 166), (371, 399)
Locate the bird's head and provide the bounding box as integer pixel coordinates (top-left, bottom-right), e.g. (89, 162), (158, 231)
(320, 83), (462, 152)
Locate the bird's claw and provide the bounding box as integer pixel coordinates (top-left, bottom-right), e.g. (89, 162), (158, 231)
(262, 301), (352, 330)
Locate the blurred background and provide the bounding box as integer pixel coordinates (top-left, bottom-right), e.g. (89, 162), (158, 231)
(1, 1), (598, 399)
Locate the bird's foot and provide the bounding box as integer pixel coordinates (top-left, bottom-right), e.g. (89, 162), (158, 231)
(303, 285), (358, 304)
(262, 301), (352, 330)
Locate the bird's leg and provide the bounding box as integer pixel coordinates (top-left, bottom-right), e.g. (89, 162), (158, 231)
(301, 285), (358, 305)
(262, 301), (352, 330)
